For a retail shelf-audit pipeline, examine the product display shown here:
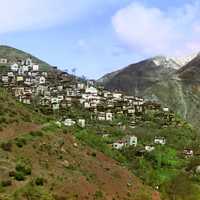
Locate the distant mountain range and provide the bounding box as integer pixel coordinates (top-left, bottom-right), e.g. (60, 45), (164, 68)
(98, 53), (200, 128)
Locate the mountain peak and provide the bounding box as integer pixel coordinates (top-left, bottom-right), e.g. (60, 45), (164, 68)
(172, 53), (199, 67)
(151, 55), (181, 69)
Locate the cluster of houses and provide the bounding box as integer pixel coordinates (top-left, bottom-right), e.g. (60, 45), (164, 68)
(112, 135), (166, 151)
(0, 57), (155, 122)
(1, 57), (189, 153)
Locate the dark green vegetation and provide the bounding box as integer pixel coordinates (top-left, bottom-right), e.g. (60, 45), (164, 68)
(0, 45), (52, 71)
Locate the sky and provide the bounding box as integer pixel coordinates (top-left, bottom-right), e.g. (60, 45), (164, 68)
(0, 0), (200, 79)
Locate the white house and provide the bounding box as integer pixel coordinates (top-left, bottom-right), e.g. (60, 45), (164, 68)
(128, 135), (138, 147)
(52, 103), (60, 110)
(113, 135), (138, 150)
(85, 86), (98, 95)
(24, 78), (32, 86)
(98, 112), (106, 121)
(129, 121), (136, 129)
(63, 119), (76, 127)
(57, 96), (64, 102)
(106, 112), (113, 121)
(51, 97), (59, 104)
(113, 93), (122, 99)
(78, 119), (86, 128)
(84, 102), (91, 109)
(183, 149), (194, 158)
(112, 142), (125, 150)
(25, 58), (33, 66)
(0, 58), (8, 64)
(163, 107), (169, 112)
(154, 137), (166, 145)
(32, 64), (39, 71)
(22, 65), (29, 72)
(10, 63), (19, 72)
(145, 145), (155, 152)
(7, 72), (14, 77)
(39, 76), (46, 84)
(57, 85), (63, 91)
(2, 76), (8, 83)
(77, 83), (85, 90)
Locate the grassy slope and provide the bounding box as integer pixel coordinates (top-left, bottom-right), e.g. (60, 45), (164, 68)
(0, 90), (159, 200)
(0, 45), (51, 71)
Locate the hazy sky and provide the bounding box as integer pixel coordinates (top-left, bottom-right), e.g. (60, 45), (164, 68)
(0, 0), (199, 78)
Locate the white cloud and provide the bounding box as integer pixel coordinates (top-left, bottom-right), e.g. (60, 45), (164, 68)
(112, 1), (200, 56)
(0, 0), (107, 34)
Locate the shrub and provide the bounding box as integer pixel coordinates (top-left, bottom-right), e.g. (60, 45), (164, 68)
(91, 152), (96, 157)
(1, 179), (12, 187)
(15, 138), (27, 148)
(9, 171), (16, 177)
(14, 171), (25, 181)
(1, 141), (12, 151)
(35, 177), (45, 186)
(30, 130), (44, 137)
(16, 162), (32, 175)
(94, 190), (104, 199)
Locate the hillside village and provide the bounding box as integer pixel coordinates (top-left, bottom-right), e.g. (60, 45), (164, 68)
(0, 57), (191, 153)
(1, 55), (200, 200)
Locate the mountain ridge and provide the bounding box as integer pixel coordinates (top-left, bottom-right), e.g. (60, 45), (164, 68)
(99, 53), (200, 128)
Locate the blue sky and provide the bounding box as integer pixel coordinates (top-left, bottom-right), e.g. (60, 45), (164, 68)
(0, 0), (199, 78)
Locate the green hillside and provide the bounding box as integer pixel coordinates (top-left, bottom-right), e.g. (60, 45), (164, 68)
(0, 45), (52, 71)
(0, 90), (157, 200)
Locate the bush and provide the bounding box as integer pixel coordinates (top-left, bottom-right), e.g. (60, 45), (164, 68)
(91, 152), (97, 157)
(15, 138), (27, 148)
(35, 177), (45, 186)
(30, 131), (44, 137)
(9, 171), (16, 177)
(16, 163), (32, 175)
(1, 141), (12, 151)
(15, 171), (26, 181)
(1, 179), (12, 187)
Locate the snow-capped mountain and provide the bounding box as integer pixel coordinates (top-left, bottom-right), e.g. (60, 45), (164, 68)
(172, 53), (199, 67)
(151, 56), (181, 70)
(98, 52), (200, 128)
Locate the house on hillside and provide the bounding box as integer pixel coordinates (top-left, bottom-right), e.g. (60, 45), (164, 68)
(112, 135), (138, 150)
(183, 149), (194, 158)
(0, 58), (8, 64)
(154, 137), (166, 145)
(106, 112), (113, 121)
(32, 64), (39, 71)
(78, 119), (86, 128)
(63, 119), (76, 127)
(25, 58), (33, 66)
(10, 63), (19, 72)
(85, 86), (98, 95)
(1, 76), (8, 83)
(145, 145), (155, 152)
(39, 76), (46, 84)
